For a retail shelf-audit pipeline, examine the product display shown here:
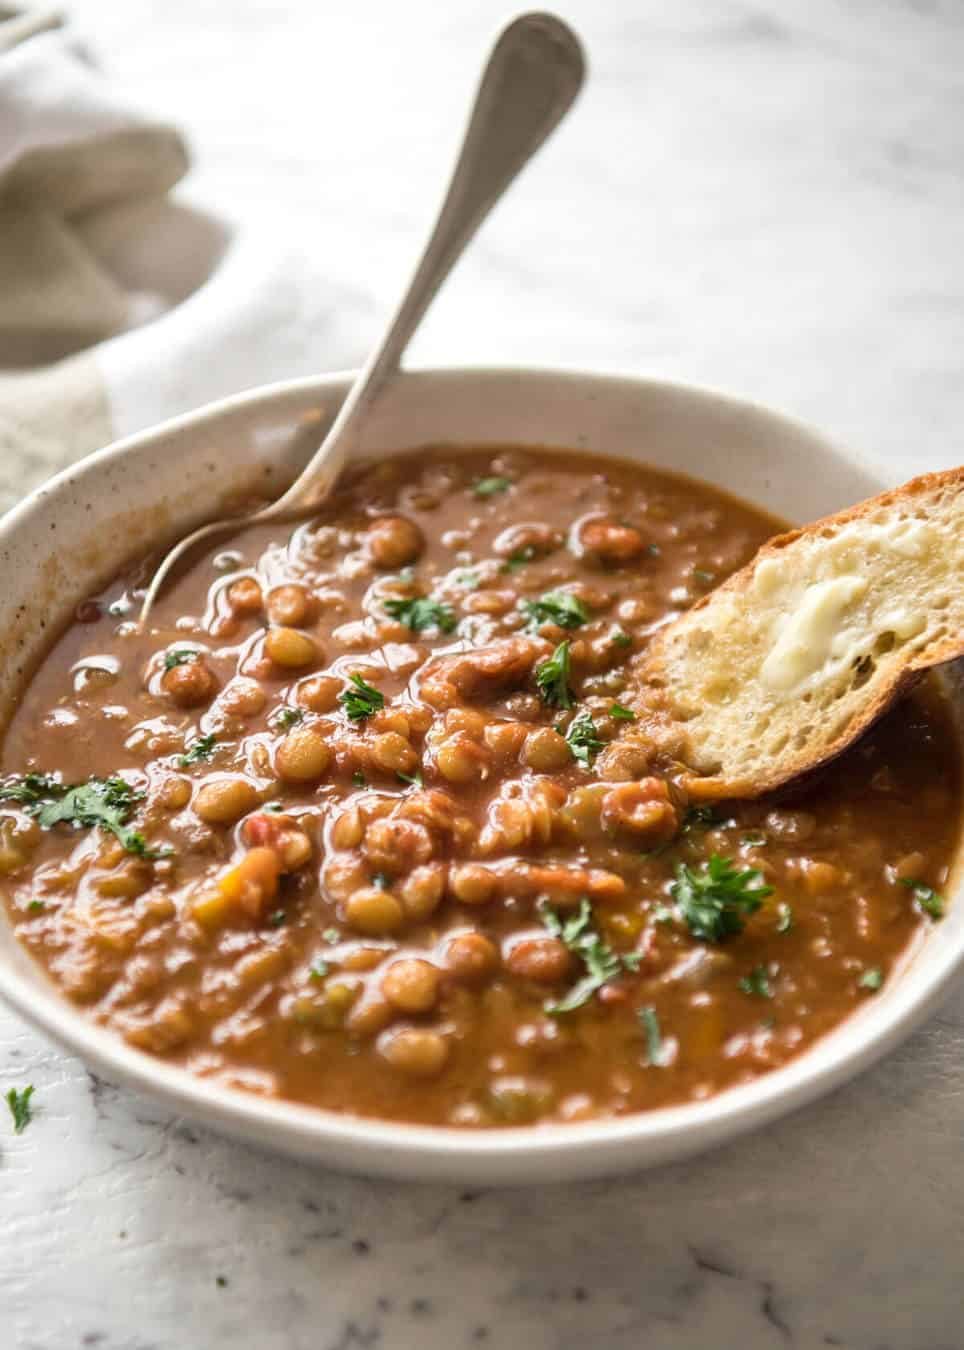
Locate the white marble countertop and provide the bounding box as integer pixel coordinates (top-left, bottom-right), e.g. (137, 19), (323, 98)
(5, 2), (964, 1346)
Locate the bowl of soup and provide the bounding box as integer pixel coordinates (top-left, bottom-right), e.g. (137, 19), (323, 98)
(0, 367), (959, 1182)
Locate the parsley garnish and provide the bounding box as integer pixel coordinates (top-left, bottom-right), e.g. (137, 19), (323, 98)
(455, 571), (480, 590)
(309, 959), (329, 980)
(609, 703), (636, 722)
(396, 769), (424, 789)
(693, 568), (715, 586)
(535, 641), (574, 710)
(383, 596), (457, 634)
(739, 964), (775, 998)
(267, 909), (286, 928)
(178, 733), (218, 766)
(339, 674), (385, 722)
(681, 805), (718, 834)
(671, 854), (773, 942)
(322, 927), (340, 943)
(900, 878), (945, 919)
(638, 1007), (669, 1067)
(0, 774), (159, 858)
(502, 546), (537, 573)
(775, 902), (794, 933)
(565, 711), (604, 768)
(521, 590), (589, 632)
(539, 898), (639, 1014)
(163, 648), (200, 670)
(351, 770), (367, 788)
(271, 707), (304, 731)
(473, 476), (512, 498)
(610, 629), (633, 649)
(859, 967), (884, 992)
(6, 1085), (34, 1134)
(27, 900), (45, 914)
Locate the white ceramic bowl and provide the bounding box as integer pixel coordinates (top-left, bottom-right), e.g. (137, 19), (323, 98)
(0, 368), (960, 1183)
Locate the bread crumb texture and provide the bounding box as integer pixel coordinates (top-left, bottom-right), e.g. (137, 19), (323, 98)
(643, 468), (964, 795)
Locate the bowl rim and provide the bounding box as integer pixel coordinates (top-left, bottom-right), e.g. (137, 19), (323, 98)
(0, 362), (960, 1177)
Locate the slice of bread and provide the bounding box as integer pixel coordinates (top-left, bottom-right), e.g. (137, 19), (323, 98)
(640, 467), (964, 798)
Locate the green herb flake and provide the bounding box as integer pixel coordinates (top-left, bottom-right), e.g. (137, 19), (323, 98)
(609, 702), (636, 722)
(693, 568), (716, 586)
(739, 964), (775, 998)
(322, 928), (341, 943)
(521, 590), (590, 632)
(339, 673), (385, 722)
(473, 476), (512, 498)
(216, 1276), (228, 1289)
(383, 596), (457, 634)
(396, 769), (424, 789)
(900, 878), (945, 920)
(671, 854), (773, 943)
(6, 1085), (34, 1134)
(646, 543), (662, 558)
(539, 898), (638, 1014)
(535, 641), (574, 710)
(27, 900), (45, 914)
(651, 904), (675, 924)
(177, 733), (218, 767)
(775, 902), (794, 933)
(502, 546), (537, 573)
(638, 1006), (669, 1067)
(0, 774), (163, 859)
(859, 967), (884, 992)
(271, 706), (304, 731)
(267, 909), (286, 928)
(309, 959), (330, 981)
(610, 629), (633, 650)
(455, 571), (480, 590)
(565, 711), (605, 769)
(351, 770), (367, 788)
(681, 805), (719, 834)
(741, 832), (767, 847)
(372, 872), (390, 890)
(163, 648), (200, 671)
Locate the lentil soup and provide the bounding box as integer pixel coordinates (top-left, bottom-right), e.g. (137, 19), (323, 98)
(0, 448), (958, 1127)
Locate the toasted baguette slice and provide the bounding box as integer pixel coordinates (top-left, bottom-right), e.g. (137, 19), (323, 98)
(641, 467), (964, 798)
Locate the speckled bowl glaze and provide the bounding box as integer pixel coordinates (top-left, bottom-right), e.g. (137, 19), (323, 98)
(0, 368), (960, 1183)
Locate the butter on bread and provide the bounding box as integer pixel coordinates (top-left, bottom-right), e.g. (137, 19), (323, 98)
(640, 467), (964, 798)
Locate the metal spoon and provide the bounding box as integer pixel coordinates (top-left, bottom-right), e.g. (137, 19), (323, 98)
(138, 11), (585, 624)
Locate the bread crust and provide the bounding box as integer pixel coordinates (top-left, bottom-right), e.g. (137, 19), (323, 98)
(641, 467), (964, 799)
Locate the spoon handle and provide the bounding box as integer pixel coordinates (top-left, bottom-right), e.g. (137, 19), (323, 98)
(271, 11), (585, 514)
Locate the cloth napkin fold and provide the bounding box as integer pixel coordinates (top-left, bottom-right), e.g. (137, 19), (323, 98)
(0, 7), (364, 511)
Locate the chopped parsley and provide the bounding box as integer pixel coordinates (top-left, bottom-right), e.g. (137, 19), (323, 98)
(670, 854), (773, 943)
(646, 543), (662, 558)
(383, 596), (457, 634)
(0, 774), (160, 858)
(610, 628), (633, 649)
(859, 967), (884, 992)
(396, 769), (424, 789)
(565, 711), (605, 768)
(27, 900), (45, 914)
(693, 568), (716, 586)
(310, 959), (330, 980)
(741, 832), (767, 847)
(502, 546), (537, 573)
(163, 648), (200, 670)
(177, 733), (218, 766)
(900, 878), (945, 919)
(638, 1006), (669, 1067)
(681, 805), (719, 834)
(609, 703), (636, 722)
(270, 707), (304, 731)
(351, 770), (367, 788)
(775, 902), (794, 934)
(322, 928), (340, 943)
(455, 571), (480, 590)
(6, 1085), (34, 1134)
(339, 674), (385, 722)
(473, 476), (512, 498)
(539, 898), (639, 1014)
(535, 641), (574, 710)
(267, 909), (286, 928)
(739, 964), (775, 998)
(521, 590), (589, 632)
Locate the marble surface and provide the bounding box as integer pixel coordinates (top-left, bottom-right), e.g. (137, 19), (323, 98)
(4, 1), (964, 1346)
